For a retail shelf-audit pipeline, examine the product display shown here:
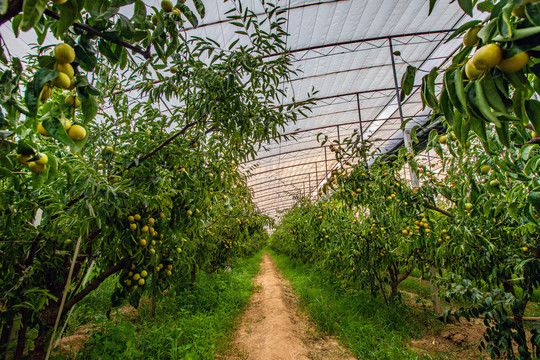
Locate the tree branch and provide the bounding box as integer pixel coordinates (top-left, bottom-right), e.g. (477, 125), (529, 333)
(0, 0), (23, 26)
(63, 257), (128, 314)
(43, 9), (151, 60)
(426, 204), (455, 218)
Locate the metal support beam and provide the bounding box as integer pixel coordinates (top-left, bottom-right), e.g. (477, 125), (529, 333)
(389, 37), (420, 188)
(356, 93), (364, 142)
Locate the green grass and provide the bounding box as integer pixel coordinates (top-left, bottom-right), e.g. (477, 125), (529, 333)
(270, 251), (435, 360)
(64, 252), (262, 360)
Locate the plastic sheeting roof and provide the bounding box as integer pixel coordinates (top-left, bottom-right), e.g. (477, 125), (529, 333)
(0, 0), (481, 219)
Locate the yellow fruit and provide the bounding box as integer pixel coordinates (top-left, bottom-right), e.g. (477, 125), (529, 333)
(496, 52), (529, 73)
(125, 279), (132, 286)
(35, 122), (48, 141)
(151, 240), (156, 246)
(480, 165), (490, 174)
(140, 270), (148, 277)
(439, 135), (447, 144)
(141, 225), (149, 233)
(53, 0), (68, 4)
(28, 162), (46, 174)
(465, 59), (484, 80)
(131, 264), (136, 270)
(150, 248), (156, 254)
(16, 154), (32, 164)
(128, 216), (135, 223)
(59, 117), (71, 130)
(161, 0), (173, 12)
(176, 247), (182, 253)
(522, 246), (529, 252)
(187, 210), (193, 216)
(532, 131), (539, 138)
(35, 153), (48, 165)
(68, 77), (76, 90)
(463, 26), (481, 47)
(166, 270), (172, 276)
(138, 278), (145, 286)
(152, 14), (159, 26)
(54, 43), (75, 64)
(166, 264), (172, 270)
(53, 72), (71, 89)
(513, 0), (540, 17)
(134, 214), (141, 221)
(133, 273), (141, 280)
(55, 62), (74, 78)
(65, 95), (81, 108)
(465, 203), (473, 211)
(40, 85), (53, 102)
(139, 238), (147, 246)
(471, 44), (503, 70)
(172, 8), (181, 17)
(160, 212), (165, 219)
(132, 285), (138, 290)
(451, 133), (457, 141)
(148, 217), (155, 225)
(130, 223), (137, 231)
(67, 125), (86, 141)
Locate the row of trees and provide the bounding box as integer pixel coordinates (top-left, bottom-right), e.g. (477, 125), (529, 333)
(272, 0), (539, 358)
(0, 0), (308, 358)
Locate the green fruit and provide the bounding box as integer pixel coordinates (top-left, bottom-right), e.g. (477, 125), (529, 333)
(152, 13), (159, 26)
(54, 43), (75, 64)
(67, 125), (86, 141)
(161, 0), (173, 12)
(463, 26), (481, 47)
(471, 44), (503, 71)
(480, 165), (490, 174)
(439, 135), (447, 144)
(16, 154), (32, 164)
(65, 95), (81, 108)
(28, 162), (46, 174)
(105, 146), (114, 154)
(490, 179), (500, 187)
(53, 72), (72, 89)
(55, 62), (74, 78)
(35, 153), (48, 165)
(496, 52), (529, 73)
(465, 59), (483, 80)
(465, 203), (473, 211)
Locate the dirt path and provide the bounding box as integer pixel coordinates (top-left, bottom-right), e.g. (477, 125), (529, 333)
(224, 253), (354, 360)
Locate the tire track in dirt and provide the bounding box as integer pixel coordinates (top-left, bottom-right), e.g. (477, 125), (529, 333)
(224, 252), (354, 360)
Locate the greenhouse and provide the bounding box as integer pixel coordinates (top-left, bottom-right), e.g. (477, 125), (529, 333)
(0, 0), (539, 359)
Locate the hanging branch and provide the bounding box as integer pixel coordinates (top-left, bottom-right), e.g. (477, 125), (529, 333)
(43, 9), (151, 60)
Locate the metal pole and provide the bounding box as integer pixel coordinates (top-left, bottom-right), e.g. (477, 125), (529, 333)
(356, 93), (363, 142)
(389, 37), (419, 188)
(315, 162), (319, 193)
(337, 125), (341, 144)
(325, 146), (328, 174)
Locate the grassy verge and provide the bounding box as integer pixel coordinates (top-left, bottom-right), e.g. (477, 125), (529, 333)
(61, 252), (262, 360)
(270, 251), (437, 360)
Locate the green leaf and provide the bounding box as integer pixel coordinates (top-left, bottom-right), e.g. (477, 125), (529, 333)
(80, 95), (98, 124)
(400, 65), (416, 101)
(528, 192), (540, 212)
(178, 4), (198, 28)
(477, 1), (494, 12)
(24, 68), (58, 118)
(445, 20), (482, 43)
(193, 0), (205, 18)
(525, 99), (540, 133)
(56, 0), (78, 36)
(42, 117), (75, 147)
(458, 0), (474, 16)
(21, 0), (47, 32)
(0, 0), (7, 15)
(74, 42), (97, 72)
(132, 0), (146, 24)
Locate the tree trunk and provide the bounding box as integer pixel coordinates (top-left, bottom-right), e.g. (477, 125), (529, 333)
(190, 263), (197, 289)
(429, 265), (442, 315)
(0, 318), (13, 360)
(503, 281), (530, 356)
(30, 326), (48, 360)
(13, 313), (28, 360)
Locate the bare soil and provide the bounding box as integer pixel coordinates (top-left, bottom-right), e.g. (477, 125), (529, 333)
(224, 253), (354, 360)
